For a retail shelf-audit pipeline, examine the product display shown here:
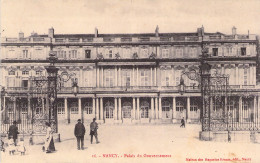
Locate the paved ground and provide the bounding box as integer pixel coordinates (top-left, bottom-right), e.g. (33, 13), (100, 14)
(1, 124), (260, 163)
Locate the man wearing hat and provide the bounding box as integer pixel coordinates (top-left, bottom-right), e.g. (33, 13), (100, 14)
(8, 121), (19, 146)
(74, 119), (86, 150)
(90, 118), (100, 144)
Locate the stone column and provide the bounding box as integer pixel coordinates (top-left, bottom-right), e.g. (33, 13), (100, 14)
(96, 98), (99, 120)
(118, 97), (122, 120)
(115, 67), (118, 86)
(154, 67), (157, 86)
(155, 97), (158, 119)
(100, 98), (103, 120)
(136, 67), (139, 87)
(97, 67), (99, 87)
(42, 98), (45, 114)
(150, 67), (153, 86)
(254, 96), (257, 122)
(132, 67), (135, 86)
(159, 97), (162, 119)
(118, 67), (121, 86)
(256, 96), (260, 123)
(172, 97), (176, 123)
(137, 97), (140, 120)
(92, 98), (96, 118)
(13, 97), (17, 121)
(187, 97), (191, 123)
(78, 98), (82, 120)
(101, 67), (104, 87)
(132, 97), (136, 120)
(224, 96), (227, 118)
(27, 97), (31, 121)
(80, 68), (83, 87)
(236, 65), (239, 85)
(64, 98), (68, 123)
(114, 98), (118, 120)
(151, 97), (154, 119)
(239, 96), (242, 122)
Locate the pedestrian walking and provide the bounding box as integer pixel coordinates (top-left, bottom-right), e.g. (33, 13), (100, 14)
(90, 118), (100, 144)
(74, 119), (86, 150)
(42, 122), (55, 153)
(8, 121), (19, 146)
(17, 138), (26, 155)
(180, 117), (185, 128)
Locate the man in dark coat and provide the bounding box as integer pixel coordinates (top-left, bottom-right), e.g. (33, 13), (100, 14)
(74, 119), (85, 150)
(8, 121), (19, 146)
(90, 118), (100, 144)
(180, 117), (185, 128)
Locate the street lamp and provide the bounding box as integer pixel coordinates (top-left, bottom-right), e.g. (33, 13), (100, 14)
(72, 79), (79, 96)
(46, 50), (59, 132)
(178, 77), (185, 95)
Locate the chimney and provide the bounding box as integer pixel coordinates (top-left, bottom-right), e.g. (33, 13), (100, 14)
(201, 25), (204, 36)
(19, 31), (24, 39)
(232, 26), (237, 35)
(95, 27), (98, 37)
(48, 27), (54, 38)
(197, 25), (204, 36)
(155, 25), (159, 37)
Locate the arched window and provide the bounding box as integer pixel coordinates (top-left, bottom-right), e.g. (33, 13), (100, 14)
(122, 102), (131, 118)
(70, 102), (78, 114)
(35, 103), (42, 115)
(162, 100), (171, 119)
(83, 102), (92, 114)
(176, 101), (184, 111)
(227, 100), (235, 111)
(57, 102), (65, 115)
(190, 101), (198, 111)
(242, 99), (249, 111)
(162, 101), (170, 112)
(105, 101), (114, 119)
(21, 102), (28, 114)
(140, 101), (149, 118)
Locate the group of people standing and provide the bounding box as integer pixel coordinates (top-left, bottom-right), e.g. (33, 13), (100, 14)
(74, 118), (100, 150)
(5, 118), (100, 155)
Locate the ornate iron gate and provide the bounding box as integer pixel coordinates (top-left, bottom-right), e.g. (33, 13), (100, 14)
(201, 73), (229, 131)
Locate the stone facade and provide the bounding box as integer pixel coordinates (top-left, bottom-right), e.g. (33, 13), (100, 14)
(0, 26), (259, 132)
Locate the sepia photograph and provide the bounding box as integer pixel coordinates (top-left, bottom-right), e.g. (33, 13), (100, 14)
(0, 0), (260, 162)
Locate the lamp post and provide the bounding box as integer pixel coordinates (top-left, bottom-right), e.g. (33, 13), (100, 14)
(178, 77), (185, 95)
(72, 79), (79, 96)
(199, 45), (212, 131)
(45, 51), (59, 133)
(1, 86), (6, 123)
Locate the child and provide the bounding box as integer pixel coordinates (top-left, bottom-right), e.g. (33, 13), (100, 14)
(7, 139), (16, 155)
(0, 139), (5, 152)
(17, 138), (26, 155)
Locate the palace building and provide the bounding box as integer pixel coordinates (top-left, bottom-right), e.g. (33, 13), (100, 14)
(0, 26), (259, 133)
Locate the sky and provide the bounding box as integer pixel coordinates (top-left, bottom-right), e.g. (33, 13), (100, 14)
(0, 0), (260, 37)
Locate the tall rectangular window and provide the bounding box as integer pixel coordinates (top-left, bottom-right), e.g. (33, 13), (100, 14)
(162, 49), (169, 58)
(109, 50), (113, 58)
(244, 68), (248, 85)
(104, 69), (114, 87)
(122, 70), (131, 87)
(23, 50), (29, 59)
(140, 70), (149, 86)
(141, 49), (149, 58)
(241, 48), (246, 56)
(22, 71), (29, 75)
(22, 80), (28, 88)
(176, 48), (183, 57)
(69, 50), (77, 59)
(85, 50), (91, 58)
(212, 48), (218, 56)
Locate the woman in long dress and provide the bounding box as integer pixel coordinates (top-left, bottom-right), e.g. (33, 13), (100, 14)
(43, 122), (55, 153)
